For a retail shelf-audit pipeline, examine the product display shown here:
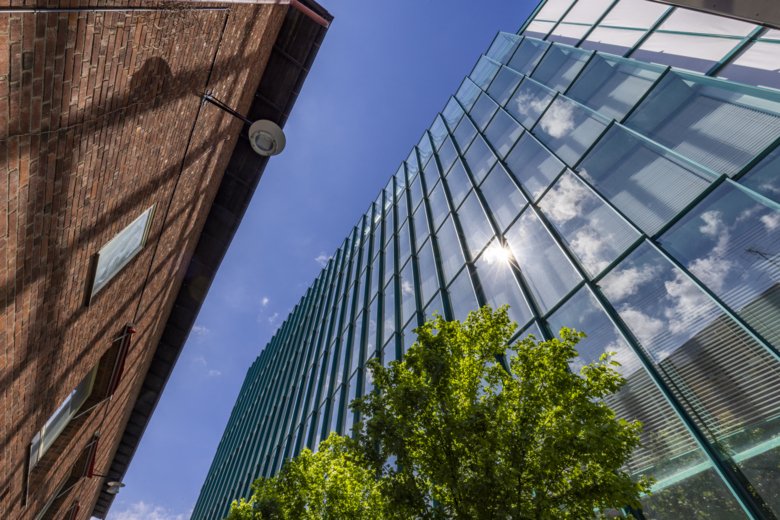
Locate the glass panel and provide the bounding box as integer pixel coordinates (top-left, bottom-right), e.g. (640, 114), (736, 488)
(660, 181), (780, 347)
(368, 296), (379, 358)
(402, 318), (418, 355)
(418, 132), (434, 169)
(438, 137), (458, 175)
(506, 77), (556, 129)
(486, 32), (521, 63)
(436, 217), (466, 283)
(548, 23), (589, 46)
(626, 72), (780, 177)
(505, 209), (582, 312)
(422, 157), (440, 194)
(424, 290), (445, 320)
(396, 164), (407, 194)
(92, 205), (154, 296)
(409, 169), (424, 212)
(632, 32), (741, 74)
(602, 242), (780, 516)
(487, 66), (523, 106)
(370, 254), (381, 298)
(345, 373), (359, 434)
(485, 108), (523, 159)
(398, 221), (411, 267)
(313, 403), (326, 446)
(430, 115), (448, 151)
(578, 125), (713, 235)
(417, 239), (439, 308)
(508, 37), (550, 75)
(658, 8), (755, 37)
(351, 312), (364, 374)
(740, 145), (780, 203)
(445, 160), (473, 208)
(384, 241), (395, 287)
(383, 278), (396, 342)
(384, 201), (395, 247)
(531, 44), (591, 93)
(396, 187), (408, 227)
(505, 133), (565, 201)
(464, 136), (497, 185)
(475, 240), (533, 328)
(470, 93), (499, 131)
(456, 191), (494, 259)
(580, 26), (645, 56)
(534, 0), (575, 23)
(719, 40), (780, 91)
(399, 260), (417, 328)
(599, 0), (668, 28)
(539, 171), (640, 277)
(455, 79), (481, 111)
(470, 55), (500, 90)
(453, 116), (478, 152)
(330, 386), (343, 434)
(383, 335), (398, 367)
(525, 20), (556, 40)
(559, 0), (613, 25)
(567, 54), (663, 121)
(443, 97), (465, 129)
(478, 163), (528, 233)
(428, 181), (450, 231)
(533, 96), (609, 167)
(549, 287), (743, 517)
(412, 204), (429, 253)
(448, 267), (479, 322)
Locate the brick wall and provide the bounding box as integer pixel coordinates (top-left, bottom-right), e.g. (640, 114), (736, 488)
(0, 2), (288, 518)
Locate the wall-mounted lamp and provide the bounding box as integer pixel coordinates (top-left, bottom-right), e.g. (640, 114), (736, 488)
(202, 92), (286, 157)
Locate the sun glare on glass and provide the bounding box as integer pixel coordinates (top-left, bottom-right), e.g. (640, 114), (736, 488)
(483, 242), (512, 265)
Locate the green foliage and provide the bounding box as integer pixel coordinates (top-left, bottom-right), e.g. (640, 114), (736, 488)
(228, 306), (650, 520)
(226, 433), (385, 520)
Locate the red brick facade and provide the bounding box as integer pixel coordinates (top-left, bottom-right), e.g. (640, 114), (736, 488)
(0, 2), (288, 518)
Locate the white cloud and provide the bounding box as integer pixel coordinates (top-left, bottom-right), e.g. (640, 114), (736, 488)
(570, 228), (611, 275)
(192, 355), (207, 367)
(208, 369), (222, 377)
(261, 296), (270, 307)
(511, 90), (550, 120)
(315, 252), (332, 267)
(401, 279), (414, 295)
(760, 212), (780, 232)
(191, 324), (209, 337)
(540, 173), (586, 223)
(663, 269), (714, 335)
(617, 306), (664, 346)
(539, 99), (574, 139)
(697, 210), (722, 237)
(601, 264), (659, 301)
(268, 312), (279, 324)
(109, 501), (190, 520)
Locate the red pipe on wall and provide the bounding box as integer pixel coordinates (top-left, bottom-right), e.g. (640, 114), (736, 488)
(290, 0), (330, 28)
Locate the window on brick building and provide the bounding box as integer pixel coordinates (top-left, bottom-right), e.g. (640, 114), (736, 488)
(29, 369), (97, 470)
(89, 204), (156, 300)
(27, 326), (133, 482)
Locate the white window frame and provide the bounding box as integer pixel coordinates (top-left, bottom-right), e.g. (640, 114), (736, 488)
(29, 367), (97, 471)
(88, 204), (156, 301)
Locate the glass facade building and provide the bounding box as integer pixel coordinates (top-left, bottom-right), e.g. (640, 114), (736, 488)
(192, 1), (780, 518)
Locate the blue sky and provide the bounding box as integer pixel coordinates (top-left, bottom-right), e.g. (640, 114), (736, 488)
(106, 1), (534, 518)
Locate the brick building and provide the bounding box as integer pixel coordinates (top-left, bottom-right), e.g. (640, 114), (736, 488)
(0, 1), (330, 518)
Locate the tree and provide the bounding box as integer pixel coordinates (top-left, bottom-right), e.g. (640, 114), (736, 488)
(226, 433), (386, 520)
(228, 306), (650, 519)
(352, 306), (650, 519)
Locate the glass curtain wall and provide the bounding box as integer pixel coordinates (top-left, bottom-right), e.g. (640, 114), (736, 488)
(193, 3), (780, 519)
